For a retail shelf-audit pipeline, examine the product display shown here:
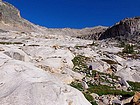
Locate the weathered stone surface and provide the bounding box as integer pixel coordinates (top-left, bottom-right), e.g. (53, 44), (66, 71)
(133, 92), (140, 104)
(0, 53), (91, 105)
(3, 48), (30, 62)
(0, 1), (140, 105)
(0, 1), (36, 32)
(99, 17), (140, 43)
(121, 96), (133, 104)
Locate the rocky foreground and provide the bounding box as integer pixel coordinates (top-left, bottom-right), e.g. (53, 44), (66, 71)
(0, 0), (140, 105)
(0, 28), (139, 105)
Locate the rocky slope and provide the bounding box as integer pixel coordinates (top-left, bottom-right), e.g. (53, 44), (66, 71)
(99, 17), (140, 43)
(0, 1), (92, 105)
(0, 52), (91, 105)
(0, 0), (107, 38)
(0, 29), (139, 105)
(0, 0), (140, 105)
(0, 0), (38, 32)
(76, 26), (107, 40)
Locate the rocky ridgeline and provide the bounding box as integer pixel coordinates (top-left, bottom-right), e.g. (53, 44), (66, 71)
(0, 1), (108, 38)
(70, 17), (140, 42)
(0, 0), (140, 42)
(76, 26), (107, 40)
(53, 17), (140, 42)
(0, 1), (36, 31)
(43, 26), (107, 39)
(99, 17), (140, 43)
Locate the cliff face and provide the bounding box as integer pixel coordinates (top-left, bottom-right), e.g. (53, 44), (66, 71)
(0, 1), (36, 31)
(99, 17), (140, 42)
(72, 17), (140, 41)
(0, 1), (21, 23)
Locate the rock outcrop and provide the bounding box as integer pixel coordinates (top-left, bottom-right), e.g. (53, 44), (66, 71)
(0, 1), (107, 39)
(0, 52), (91, 105)
(99, 17), (140, 43)
(0, 1), (36, 31)
(0, 0), (140, 105)
(133, 92), (140, 105)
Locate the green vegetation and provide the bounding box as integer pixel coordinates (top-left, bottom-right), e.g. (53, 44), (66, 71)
(0, 42), (23, 45)
(118, 41), (125, 47)
(72, 55), (89, 72)
(90, 101), (98, 105)
(70, 81), (134, 105)
(71, 55), (135, 104)
(87, 85), (134, 97)
(83, 92), (93, 102)
(70, 81), (97, 105)
(128, 81), (140, 91)
(70, 81), (83, 91)
(117, 43), (139, 59)
(122, 44), (134, 54)
(91, 70), (119, 81)
(70, 81), (134, 97)
(83, 92), (97, 105)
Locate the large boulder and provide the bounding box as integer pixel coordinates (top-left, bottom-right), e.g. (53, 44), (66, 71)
(0, 52), (91, 105)
(22, 45), (83, 84)
(3, 48), (30, 62)
(22, 46), (74, 72)
(89, 60), (110, 72)
(116, 60), (140, 82)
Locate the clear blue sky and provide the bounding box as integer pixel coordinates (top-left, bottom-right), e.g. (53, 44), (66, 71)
(4, 0), (140, 29)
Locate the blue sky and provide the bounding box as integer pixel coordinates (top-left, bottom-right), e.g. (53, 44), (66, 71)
(4, 0), (140, 29)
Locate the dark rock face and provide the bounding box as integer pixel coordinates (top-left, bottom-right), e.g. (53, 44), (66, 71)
(99, 17), (140, 43)
(0, 12), (2, 20)
(76, 17), (140, 41)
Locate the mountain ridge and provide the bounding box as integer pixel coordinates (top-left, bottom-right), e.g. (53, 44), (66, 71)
(0, 1), (140, 105)
(0, 0), (108, 37)
(99, 17), (140, 43)
(1, 0), (139, 42)
(0, 0), (37, 32)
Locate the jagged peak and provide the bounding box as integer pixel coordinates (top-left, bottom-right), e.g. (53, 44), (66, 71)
(99, 16), (140, 42)
(0, 1), (37, 32)
(115, 16), (140, 25)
